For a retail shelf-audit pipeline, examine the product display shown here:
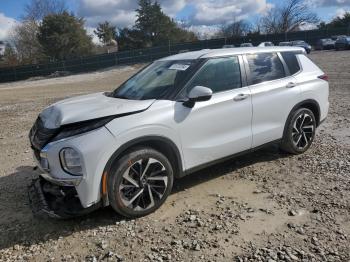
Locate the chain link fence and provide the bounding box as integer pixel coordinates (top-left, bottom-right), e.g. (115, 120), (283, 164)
(0, 27), (348, 83)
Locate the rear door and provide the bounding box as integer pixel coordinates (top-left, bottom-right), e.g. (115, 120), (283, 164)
(244, 52), (302, 147)
(175, 56), (253, 170)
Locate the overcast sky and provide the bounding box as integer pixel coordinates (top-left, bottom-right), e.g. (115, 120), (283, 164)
(0, 0), (349, 42)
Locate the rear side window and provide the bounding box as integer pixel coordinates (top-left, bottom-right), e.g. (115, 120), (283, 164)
(185, 56), (241, 94)
(281, 52), (301, 75)
(247, 53), (285, 85)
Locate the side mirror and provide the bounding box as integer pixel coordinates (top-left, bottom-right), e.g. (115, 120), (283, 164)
(183, 86), (213, 108)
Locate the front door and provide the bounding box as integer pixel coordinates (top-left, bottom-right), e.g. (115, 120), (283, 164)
(174, 56), (253, 170)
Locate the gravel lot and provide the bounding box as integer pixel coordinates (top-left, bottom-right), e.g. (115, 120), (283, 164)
(0, 51), (349, 262)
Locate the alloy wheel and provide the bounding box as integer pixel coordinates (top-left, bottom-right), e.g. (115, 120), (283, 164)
(292, 112), (315, 150)
(119, 157), (168, 211)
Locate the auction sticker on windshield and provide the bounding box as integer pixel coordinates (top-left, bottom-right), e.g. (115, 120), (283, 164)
(169, 64), (190, 71)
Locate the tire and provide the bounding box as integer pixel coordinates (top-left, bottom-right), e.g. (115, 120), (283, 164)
(107, 147), (174, 218)
(280, 108), (316, 154)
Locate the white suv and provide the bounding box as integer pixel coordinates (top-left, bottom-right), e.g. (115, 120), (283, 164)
(29, 47), (329, 218)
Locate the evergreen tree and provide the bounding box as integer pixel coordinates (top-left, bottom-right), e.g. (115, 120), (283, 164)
(118, 0), (197, 49)
(38, 12), (93, 60)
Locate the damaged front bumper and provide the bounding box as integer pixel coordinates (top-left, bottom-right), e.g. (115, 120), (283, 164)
(28, 176), (101, 219)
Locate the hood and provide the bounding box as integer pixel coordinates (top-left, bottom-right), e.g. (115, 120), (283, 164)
(39, 92), (155, 129)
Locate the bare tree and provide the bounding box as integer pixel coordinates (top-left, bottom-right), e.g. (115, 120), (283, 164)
(22, 0), (67, 21)
(9, 21), (46, 64)
(261, 0), (319, 33)
(216, 19), (252, 38)
(8, 0), (67, 64)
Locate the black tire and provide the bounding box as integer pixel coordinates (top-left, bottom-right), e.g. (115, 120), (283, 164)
(107, 147), (174, 218)
(280, 108), (316, 154)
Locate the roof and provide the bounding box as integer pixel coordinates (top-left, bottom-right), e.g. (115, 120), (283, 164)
(159, 46), (304, 61)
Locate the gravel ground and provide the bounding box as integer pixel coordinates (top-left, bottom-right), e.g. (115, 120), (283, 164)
(0, 51), (349, 262)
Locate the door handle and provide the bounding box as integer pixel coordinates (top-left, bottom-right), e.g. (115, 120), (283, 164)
(233, 93), (249, 101)
(286, 82), (296, 88)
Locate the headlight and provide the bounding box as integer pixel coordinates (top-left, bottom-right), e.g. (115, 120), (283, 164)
(53, 116), (114, 141)
(60, 148), (83, 176)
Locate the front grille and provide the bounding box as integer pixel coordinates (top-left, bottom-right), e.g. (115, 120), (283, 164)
(29, 117), (59, 150)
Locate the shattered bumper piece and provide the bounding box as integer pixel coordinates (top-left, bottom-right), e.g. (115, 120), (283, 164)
(28, 176), (101, 219)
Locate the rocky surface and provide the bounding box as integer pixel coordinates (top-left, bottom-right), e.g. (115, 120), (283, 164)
(0, 51), (349, 261)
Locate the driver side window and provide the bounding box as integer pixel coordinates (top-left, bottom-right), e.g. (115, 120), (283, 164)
(185, 56), (241, 95)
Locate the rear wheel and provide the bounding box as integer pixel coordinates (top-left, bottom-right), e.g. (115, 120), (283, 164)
(281, 108), (316, 154)
(108, 148), (174, 218)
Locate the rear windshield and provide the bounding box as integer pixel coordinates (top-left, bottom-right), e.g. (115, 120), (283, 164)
(112, 60), (196, 100)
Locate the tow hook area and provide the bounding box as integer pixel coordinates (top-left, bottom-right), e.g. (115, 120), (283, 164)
(28, 176), (101, 219)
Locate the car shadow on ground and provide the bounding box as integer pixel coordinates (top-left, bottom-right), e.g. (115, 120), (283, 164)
(0, 144), (289, 251)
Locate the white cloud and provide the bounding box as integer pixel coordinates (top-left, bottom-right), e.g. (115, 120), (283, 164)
(308, 0), (350, 6)
(85, 26), (102, 45)
(77, 0), (187, 28)
(190, 0), (269, 25)
(186, 25), (221, 39)
(335, 7), (348, 18)
(77, 0), (270, 28)
(0, 13), (17, 41)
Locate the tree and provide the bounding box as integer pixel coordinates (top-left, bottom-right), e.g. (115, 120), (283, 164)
(38, 12), (93, 60)
(7, 0), (67, 64)
(10, 20), (46, 64)
(94, 21), (117, 45)
(22, 0), (67, 21)
(318, 12), (350, 29)
(261, 0), (319, 33)
(217, 20), (252, 38)
(118, 0), (197, 49)
(1, 43), (18, 66)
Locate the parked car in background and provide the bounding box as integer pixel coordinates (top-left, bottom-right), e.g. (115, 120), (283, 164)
(258, 42), (274, 47)
(29, 46), (329, 219)
(335, 36), (350, 50)
(279, 42), (292, 46)
(315, 38), (335, 50)
(331, 35), (347, 41)
(222, 44), (235, 48)
(291, 40), (312, 54)
(240, 43), (253, 47)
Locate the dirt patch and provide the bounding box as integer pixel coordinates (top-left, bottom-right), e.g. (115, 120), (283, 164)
(0, 51), (349, 261)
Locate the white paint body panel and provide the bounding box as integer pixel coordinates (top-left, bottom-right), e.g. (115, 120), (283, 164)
(174, 87), (252, 169)
(39, 92), (155, 128)
(33, 48), (329, 208)
(249, 76), (301, 147)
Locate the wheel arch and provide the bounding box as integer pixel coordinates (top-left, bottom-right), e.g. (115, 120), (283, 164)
(283, 99), (321, 138)
(101, 136), (183, 205)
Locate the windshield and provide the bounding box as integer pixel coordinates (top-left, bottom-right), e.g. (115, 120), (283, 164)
(112, 60), (196, 100)
(293, 41), (305, 45)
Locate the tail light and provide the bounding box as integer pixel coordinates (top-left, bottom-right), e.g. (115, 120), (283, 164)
(318, 74), (329, 82)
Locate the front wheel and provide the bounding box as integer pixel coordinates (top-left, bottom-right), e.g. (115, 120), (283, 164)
(281, 108), (316, 154)
(108, 148), (174, 218)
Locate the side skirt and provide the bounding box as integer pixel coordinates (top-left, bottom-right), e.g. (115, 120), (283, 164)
(181, 139), (282, 177)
